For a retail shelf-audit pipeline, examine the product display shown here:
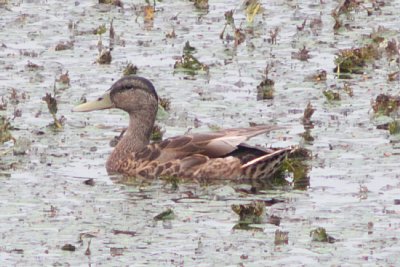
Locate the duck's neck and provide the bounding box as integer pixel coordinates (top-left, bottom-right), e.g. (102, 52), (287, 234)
(106, 112), (155, 173)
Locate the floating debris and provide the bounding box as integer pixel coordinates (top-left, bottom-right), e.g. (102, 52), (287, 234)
(274, 230), (289, 245)
(310, 227), (336, 243)
(83, 178), (95, 186)
(231, 201), (265, 224)
(154, 208), (175, 221)
(61, 244), (76, 251)
(112, 230), (136, 236)
(267, 214), (281, 226)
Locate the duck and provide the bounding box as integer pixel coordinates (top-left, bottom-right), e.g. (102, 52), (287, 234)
(73, 75), (293, 181)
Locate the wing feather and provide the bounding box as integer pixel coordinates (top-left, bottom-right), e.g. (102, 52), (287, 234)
(133, 125), (282, 163)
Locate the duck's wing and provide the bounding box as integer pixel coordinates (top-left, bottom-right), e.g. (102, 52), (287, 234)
(133, 125), (283, 163)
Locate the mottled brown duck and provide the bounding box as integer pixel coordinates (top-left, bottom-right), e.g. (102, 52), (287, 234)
(73, 75), (293, 181)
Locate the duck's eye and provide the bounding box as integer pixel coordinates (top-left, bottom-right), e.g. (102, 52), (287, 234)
(97, 97), (103, 101)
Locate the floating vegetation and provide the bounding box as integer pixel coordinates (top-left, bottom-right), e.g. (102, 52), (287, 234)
(42, 93), (63, 129)
(274, 230), (289, 245)
(153, 208), (175, 221)
(305, 69), (327, 82)
(268, 27), (279, 44)
(174, 42), (209, 75)
(243, 0), (262, 23)
(332, 0), (363, 31)
(159, 97), (171, 111)
(256, 65), (275, 100)
(371, 94), (400, 117)
(143, 3), (155, 22)
(13, 137), (31, 155)
(310, 227), (336, 243)
(150, 124), (164, 141)
(97, 49), (112, 64)
(93, 24), (107, 36)
(273, 148), (311, 190)
(302, 102), (315, 128)
(334, 45), (379, 75)
(55, 41), (74, 51)
(160, 175), (180, 191)
(323, 90), (341, 101)
(388, 120), (400, 135)
(296, 18), (307, 32)
(25, 61), (43, 71)
(193, 0), (209, 10)
(123, 63), (138, 76)
(388, 71), (400, 82)
(165, 28), (176, 39)
(57, 71), (70, 87)
(342, 83), (354, 97)
(99, 0), (124, 7)
(231, 201), (264, 224)
(292, 46), (311, 61)
(219, 10), (246, 46)
(0, 116), (14, 144)
(234, 28), (246, 46)
(386, 39), (399, 57)
(109, 19), (115, 50)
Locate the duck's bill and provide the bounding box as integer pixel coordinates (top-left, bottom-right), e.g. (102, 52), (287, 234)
(72, 92), (114, 112)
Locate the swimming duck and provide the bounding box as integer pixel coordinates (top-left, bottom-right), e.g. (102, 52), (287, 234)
(73, 75), (292, 181)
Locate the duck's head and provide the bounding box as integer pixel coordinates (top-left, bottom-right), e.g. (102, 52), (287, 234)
(73, 75), (158, 115)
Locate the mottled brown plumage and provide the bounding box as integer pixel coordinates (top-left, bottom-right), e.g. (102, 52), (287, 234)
(73, 75), (293, 181)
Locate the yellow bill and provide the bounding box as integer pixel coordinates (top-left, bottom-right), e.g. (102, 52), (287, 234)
(72, 92), (114, 112)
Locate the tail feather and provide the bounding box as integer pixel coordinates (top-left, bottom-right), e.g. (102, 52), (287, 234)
(241, 147), (292, 180)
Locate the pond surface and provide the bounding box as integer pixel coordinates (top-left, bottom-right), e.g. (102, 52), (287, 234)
(1, 0), (400, 266)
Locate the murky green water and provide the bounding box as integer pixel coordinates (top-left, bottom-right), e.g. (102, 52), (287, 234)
(1, 0), (400, 266)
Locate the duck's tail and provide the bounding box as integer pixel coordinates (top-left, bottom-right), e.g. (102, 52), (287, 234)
(240, 147), (293, 180)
